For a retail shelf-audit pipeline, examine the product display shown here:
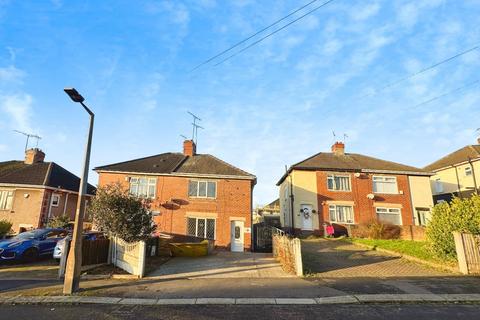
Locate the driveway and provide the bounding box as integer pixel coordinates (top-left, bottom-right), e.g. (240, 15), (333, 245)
(302, 239), (450, 278)
(148, 251), (292, 279)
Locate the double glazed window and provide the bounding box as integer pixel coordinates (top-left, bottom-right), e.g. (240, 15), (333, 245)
(372, 176), (398, 194)
(0, 190), (14, 210)
(188, 180), (216, 198)
(187, 217), (215, 239)
(51, 194), (60, 207)
(327, 174), (351, 191)
(376, 207), (402, 225)
(465, 166), (472, 176)
(328, 205), (354, 223)
(434, 178), (443, 193)
(129, 177), (156, 198)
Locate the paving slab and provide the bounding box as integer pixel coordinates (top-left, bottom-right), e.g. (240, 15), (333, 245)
(77, 296), (122, 304)
(235, 298), (276, 304)
(196, 298), (235, 304)
(355, 294), (445, 303)
(157, 298), (196, 305)
(275, 298), (317, 304)
(440, 294), (480, 302)
(41, 296), (83, 303)
(315, 296), (359, 304)
(118, 298), (158, 305)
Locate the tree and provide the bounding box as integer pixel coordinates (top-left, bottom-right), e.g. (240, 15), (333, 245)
(47, 215), (70, 228)
(87, 183), (156, 242)
(0, 220), (12, 238)
(426, 195), (480, 260)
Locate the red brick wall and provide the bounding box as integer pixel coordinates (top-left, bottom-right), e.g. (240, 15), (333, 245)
(315, 171), (414, 233)
(98, 172), (253, 250)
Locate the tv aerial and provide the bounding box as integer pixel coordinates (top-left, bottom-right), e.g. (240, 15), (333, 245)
(13, 130), (42, 151)
(187, 111), (204, 145)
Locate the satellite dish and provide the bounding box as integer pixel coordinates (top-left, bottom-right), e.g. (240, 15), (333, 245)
(354, 172), (361, 178)
(367, 193), (375, 200)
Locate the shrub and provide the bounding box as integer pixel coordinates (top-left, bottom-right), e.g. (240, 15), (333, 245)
(87, 183), (156, 243)
(0, 219), (12, 237)
(352, 220), (401, 240)
(426, 195), (480, 260)
(47, 215), (70, 228)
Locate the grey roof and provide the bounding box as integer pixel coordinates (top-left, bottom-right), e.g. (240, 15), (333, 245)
(94, 152), (256, 180)
(277, 151), (430, 185)
(424, 145), (480, 171)
(0, 161), (96, 194)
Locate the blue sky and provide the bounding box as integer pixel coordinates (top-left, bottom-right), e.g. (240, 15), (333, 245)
(1, 0), (479, 206)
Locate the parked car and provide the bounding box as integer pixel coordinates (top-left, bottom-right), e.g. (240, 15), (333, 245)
(0, 228), (68, 262)
(53, 231), (107, 260)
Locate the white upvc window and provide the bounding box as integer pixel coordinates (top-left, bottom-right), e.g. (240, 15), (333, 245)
(187, 217), (216, 239)
(434, 178), (443, 193)
(372, 176), (398, 194)
(376, 207), (402, 225)
(0, 190), (14, 210)
(465, 166), (472, 176)
(51, 194), (60, 207)
(328, 205), (354, 224)
(188, 180), (216, 199)
(129, 177), (157, 198)
(327, 174), (351, 191)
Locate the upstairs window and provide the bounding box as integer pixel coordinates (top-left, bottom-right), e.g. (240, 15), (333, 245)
(435, 178), (444, 193)
(0, 190), (14, 210)
(373, 176), (398, 194)
(327, 174), (351, 191)
(129, 177), (156, 198)
(188, 180), (216, 199)
(51, 194), (60, 207)
(465, 166), (472, 176)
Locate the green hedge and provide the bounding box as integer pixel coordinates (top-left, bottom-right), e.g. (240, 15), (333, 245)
(426, 195), (480, 260)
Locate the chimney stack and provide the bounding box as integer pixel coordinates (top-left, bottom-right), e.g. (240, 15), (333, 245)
(331, 141), (345, 156)
(24, 148), (45, 164)
(183, 140), (196, 157)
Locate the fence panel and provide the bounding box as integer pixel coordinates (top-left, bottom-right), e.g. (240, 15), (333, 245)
(110, 237), (146, 277)
(82, 239), (110, 266)
(272, 228), (303, 276)
(453, 232), (480, 274)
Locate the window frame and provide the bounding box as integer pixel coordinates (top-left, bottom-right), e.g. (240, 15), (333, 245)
(327, 174), (351, 192)
(186, 217), (216, 240)
(375, 207), (403, 225)
(434, 178), (444, 193)
(0, 190), (14, 211)
(372, 175), (398, 194)
(51, 194), (60, 207)
(465, 166), (473, 176)
(328, 204), (354, 224)
(188, 180), (217, 199)
(129, 176), (157, 199)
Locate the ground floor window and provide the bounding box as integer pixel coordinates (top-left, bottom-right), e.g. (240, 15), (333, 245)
(415, 208), (430, 226)
(187, 217), (215, 240)
(328, 205), (354, 223)
(0, 190), (14, 210)
(376, 207), (402, 225)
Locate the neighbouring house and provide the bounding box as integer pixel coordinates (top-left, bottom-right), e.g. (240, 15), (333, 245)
(253, 199), (280, 226)
(0, 148), (96, 233)
(424, 139), (480, 204)
(94, 140), (256, 252)
(276, 142), (434, 238)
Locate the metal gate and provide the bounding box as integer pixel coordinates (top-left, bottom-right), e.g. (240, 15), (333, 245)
(253, 223), (273, 252)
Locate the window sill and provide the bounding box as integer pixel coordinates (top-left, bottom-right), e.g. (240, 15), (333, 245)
(189, 197), (217, 200)
(326, 189), (352, 192)
(373, 192), (400, 195)
(328, 221), (355, 225)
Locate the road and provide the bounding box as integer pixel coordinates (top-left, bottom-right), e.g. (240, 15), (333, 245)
(0, 303), (478, 320)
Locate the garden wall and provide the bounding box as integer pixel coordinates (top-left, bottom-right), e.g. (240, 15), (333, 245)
(272, 231), (303, 276)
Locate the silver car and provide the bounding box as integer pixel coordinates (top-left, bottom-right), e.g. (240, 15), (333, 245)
(53, 232), (106, 259)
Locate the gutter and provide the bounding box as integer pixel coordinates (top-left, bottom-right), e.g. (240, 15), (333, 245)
(94, 169), (256, 181)
(0, 183), (95, 196)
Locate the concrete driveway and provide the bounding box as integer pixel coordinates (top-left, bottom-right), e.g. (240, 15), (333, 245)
(148, 251), (292, 279)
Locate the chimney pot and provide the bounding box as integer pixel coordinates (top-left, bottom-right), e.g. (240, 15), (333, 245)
(24, 148), (45, 164)
(331, 141), (345, 156)
(183, 140), (196, 156)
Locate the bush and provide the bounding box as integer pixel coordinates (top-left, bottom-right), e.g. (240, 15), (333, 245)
(0, 220), (12, 237)
(47, 215), (70, 228)
(426, 195), (480, 260)
(87, 183), (156, 243)
(352, 220), (401, 240)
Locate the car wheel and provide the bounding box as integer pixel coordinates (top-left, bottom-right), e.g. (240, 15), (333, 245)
(22, 248), (39, 262)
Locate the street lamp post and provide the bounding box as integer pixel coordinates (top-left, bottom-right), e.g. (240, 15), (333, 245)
(63, 88), (94, 294)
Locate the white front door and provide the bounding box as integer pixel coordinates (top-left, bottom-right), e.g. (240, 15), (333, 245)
(301, 204), (313, 230)
(230, 220), (244, 252)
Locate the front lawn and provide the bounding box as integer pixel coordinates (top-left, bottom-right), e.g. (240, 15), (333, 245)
(348, 238), (456, 266)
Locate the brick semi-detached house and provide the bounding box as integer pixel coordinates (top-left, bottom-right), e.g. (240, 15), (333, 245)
(277, 142), (434, 238)
(0, 148), (96, 232)
(94, 140), (256, 252)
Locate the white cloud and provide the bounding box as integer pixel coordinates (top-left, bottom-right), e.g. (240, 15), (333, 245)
(0, 93), (33, 131)
(0, 65), (25, 83)
(350, 2), (381, 21)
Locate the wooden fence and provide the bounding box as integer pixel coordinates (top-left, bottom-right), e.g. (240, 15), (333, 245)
(110, 237), (146, 278)
(453, 232), (480, 275)
(272, 228), (303, 276)
(82, 239), (110, 265)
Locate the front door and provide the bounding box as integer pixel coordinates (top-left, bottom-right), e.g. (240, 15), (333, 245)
(230, 220), (244, 252)
(301, 204), (313, 230)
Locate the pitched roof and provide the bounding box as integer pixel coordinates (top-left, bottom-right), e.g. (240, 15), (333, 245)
(94, 153), (256, 181)
(0, 161), (96, 194)
(277, 151), (430, 185)
(424, 145), (480, 171)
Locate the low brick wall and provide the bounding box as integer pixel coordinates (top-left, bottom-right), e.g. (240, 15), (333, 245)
(272, 233), (303, 276)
